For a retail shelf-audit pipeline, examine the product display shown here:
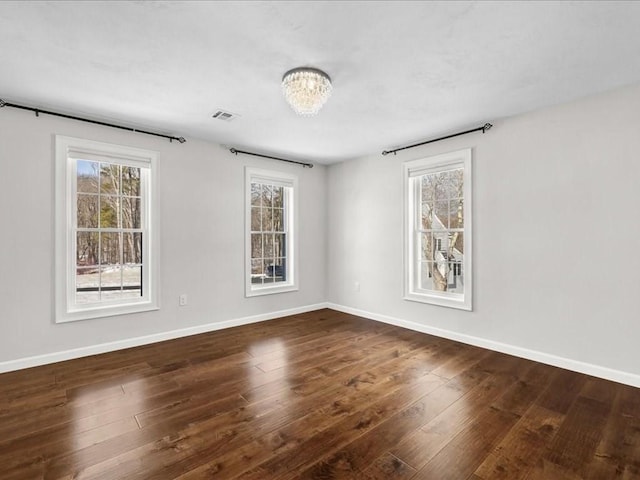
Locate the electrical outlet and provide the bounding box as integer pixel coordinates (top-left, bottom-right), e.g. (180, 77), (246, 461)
(179, 294), (188, 306)
(354, 281), (360, 292)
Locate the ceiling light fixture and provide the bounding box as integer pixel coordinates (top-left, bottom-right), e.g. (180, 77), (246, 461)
(282, 67), (332, 116)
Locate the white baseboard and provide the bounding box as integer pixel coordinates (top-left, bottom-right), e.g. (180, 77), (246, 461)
(0, 303), (329, 374)
(327, 303), (640, 389)
(5, 301), (639, 389)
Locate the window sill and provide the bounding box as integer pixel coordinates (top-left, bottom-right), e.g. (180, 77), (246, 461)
(403, 292), (471, 311)
(246, 284), (299, 298)
(56, 301), (159, 323)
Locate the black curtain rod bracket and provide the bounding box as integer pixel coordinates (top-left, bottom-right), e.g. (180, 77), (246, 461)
(0, 98), (186, 144)
(382, 122), (492, 156)
(230, 148), (313, 168)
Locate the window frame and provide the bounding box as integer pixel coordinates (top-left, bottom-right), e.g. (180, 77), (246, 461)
(403, 148), (473, 310)
(55, 136), (159, 323)
(245, 167), (298, 297)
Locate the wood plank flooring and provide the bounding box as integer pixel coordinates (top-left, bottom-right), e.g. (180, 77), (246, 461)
(1, 309), (639, 479)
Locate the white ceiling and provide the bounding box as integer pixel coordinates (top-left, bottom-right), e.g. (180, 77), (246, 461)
(1, 1), (640, 164)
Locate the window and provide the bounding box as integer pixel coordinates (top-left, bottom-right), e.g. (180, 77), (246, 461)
(403, 148), (472, 310)
(55, 136), (158, 322)
(245, 168), (298, 296)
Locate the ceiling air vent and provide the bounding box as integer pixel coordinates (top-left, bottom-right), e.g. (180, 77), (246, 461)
(212, 109), (240, 122)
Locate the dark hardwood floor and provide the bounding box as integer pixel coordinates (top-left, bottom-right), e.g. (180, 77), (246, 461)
(1, 309), (639, 479)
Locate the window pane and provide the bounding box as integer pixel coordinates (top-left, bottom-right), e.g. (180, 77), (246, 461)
(251, 183), (261, 206)
(420, 261), (459, 293)
(449, 168), (464, 198)
(272, 186), (284, 208)
(100, 196), (119, 228)
(121, 197), (141, 229)
(100, 232), (121, 266)
(433, 232), (449, 255)
(100, 163), (120, 194)
(431, 260), (449, 292)
(121, 166), (141, 196)
(434, 201), (449, 229)
(420, 233), (433, 261)
(121, 289), (142, 300)
(123, 232), (142, 264)
(122, 264), (142, 297)
(251, 233), (263, 259)
(442, 169), (463, 197)
(421, 173), (447, 204)
(421, 175), (434, 202)
(262, 185), (273, 208)
(76, 266), (100, 303)
(77, 160), (99, 193)
(420, 262), (434, 290)
(100, 285), (123, 301)
(421, 170), (459, 226)
(449, 262), (464, 294)
(262, 208), (273, 232)
(264, 234), (274, 259)
(272, 258), (286, 282)
(421, 203), (434, 230)
(439, 170), (454, 193)
(251, 207), (261, 232)
(76, 290), (100, 305)
(251, 259), (264, 285)
(272, 208), (284, 232)
(451, 231), (462, 253)
(98, 265), (122, 295)
(450, 198), (463, 228)
(77, 194), (98, 228)
(77, 232), (99, 266)
(263, 259), (275, 283)
(274, 234), (286, 258)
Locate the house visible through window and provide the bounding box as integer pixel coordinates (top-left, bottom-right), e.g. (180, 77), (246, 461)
(55, 136), (158, 322)
(246, 168), (298, 296)
(404, 149), (472, 310)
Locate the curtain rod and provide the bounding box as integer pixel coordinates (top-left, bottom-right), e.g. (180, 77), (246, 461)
(0, 98), (186, 144)
(382, 123), (492, 156)
(230, 148), (314, 168)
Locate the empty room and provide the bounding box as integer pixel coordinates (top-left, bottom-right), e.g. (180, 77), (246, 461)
(1, 1), (639, 479)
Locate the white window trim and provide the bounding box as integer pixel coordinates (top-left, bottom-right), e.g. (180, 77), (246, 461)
(245, 167), (299, 297)
(55, 136), (159, 323)
(403, 148), (473, 311)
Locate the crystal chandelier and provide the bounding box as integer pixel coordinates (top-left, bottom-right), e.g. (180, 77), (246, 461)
(282, 67), (332, 115)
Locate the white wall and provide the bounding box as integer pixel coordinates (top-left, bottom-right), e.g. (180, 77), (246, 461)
(2, 82), (640, 384)
(0, 109), (326, 364)
(327, 83), (640, 381)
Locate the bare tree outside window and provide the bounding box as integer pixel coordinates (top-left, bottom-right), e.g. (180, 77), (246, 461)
(246, 168), (297, 297)
(56, 135), (158, 323)
(419, 168), (464, 294)
(76, 160), (143, 304)
(250, 182), (288, 286)
(404, 149), (472, 310)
